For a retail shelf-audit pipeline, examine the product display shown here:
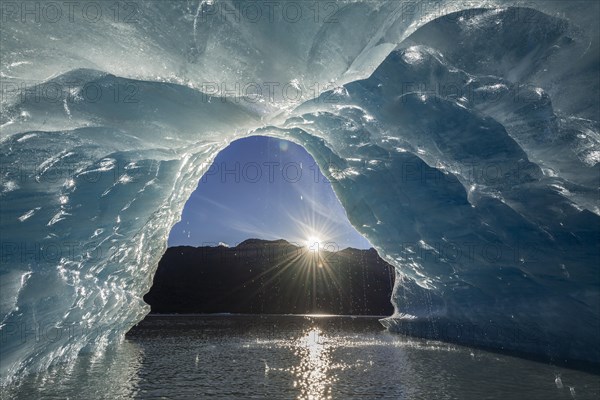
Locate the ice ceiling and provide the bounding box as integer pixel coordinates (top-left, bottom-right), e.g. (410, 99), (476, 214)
(1, 0), (599, 383)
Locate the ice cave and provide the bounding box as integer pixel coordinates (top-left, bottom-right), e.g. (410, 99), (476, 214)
(0, 0), (599, 390)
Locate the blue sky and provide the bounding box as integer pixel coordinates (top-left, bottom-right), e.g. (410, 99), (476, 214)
(168, 136), (371, 250)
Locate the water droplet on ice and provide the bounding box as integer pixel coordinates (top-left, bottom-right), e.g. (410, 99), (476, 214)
(555, 374), (563, 389)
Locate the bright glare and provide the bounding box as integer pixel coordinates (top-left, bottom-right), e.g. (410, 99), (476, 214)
(305, 236), (321, 248)
(294, 328), (332, 399)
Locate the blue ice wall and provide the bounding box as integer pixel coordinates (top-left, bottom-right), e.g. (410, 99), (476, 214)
(1, 1), (598, 382)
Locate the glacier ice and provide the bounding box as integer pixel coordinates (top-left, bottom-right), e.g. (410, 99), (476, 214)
(0, 0), (599, 383)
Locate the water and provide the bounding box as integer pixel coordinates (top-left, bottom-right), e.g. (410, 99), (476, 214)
(2, 315), (599, 399)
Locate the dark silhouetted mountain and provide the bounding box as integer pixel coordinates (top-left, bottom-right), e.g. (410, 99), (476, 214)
(144, 239), (395, 315)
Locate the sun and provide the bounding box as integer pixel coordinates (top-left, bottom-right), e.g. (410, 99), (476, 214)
(305, 235), (322, 249)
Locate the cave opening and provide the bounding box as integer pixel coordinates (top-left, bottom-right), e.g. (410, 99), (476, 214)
(141, 136), (395, 317)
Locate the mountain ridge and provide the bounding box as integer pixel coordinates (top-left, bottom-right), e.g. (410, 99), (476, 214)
(145, 239), (395, 315)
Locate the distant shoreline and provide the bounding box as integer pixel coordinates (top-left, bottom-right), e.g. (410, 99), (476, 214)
(145, 313), (391, 318)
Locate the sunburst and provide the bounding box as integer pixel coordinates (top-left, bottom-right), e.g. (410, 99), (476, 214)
(305, 235), (322, 251)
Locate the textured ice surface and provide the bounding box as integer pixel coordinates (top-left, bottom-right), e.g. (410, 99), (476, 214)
(1, 0), (599, 382)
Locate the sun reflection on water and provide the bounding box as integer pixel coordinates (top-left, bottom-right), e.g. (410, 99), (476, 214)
(290, 327), (336, 400)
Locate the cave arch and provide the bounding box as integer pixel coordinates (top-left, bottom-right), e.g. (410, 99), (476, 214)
(1, 1), (599, 383)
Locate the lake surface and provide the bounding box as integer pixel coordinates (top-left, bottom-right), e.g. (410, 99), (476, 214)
(2, 315), (599, 399)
